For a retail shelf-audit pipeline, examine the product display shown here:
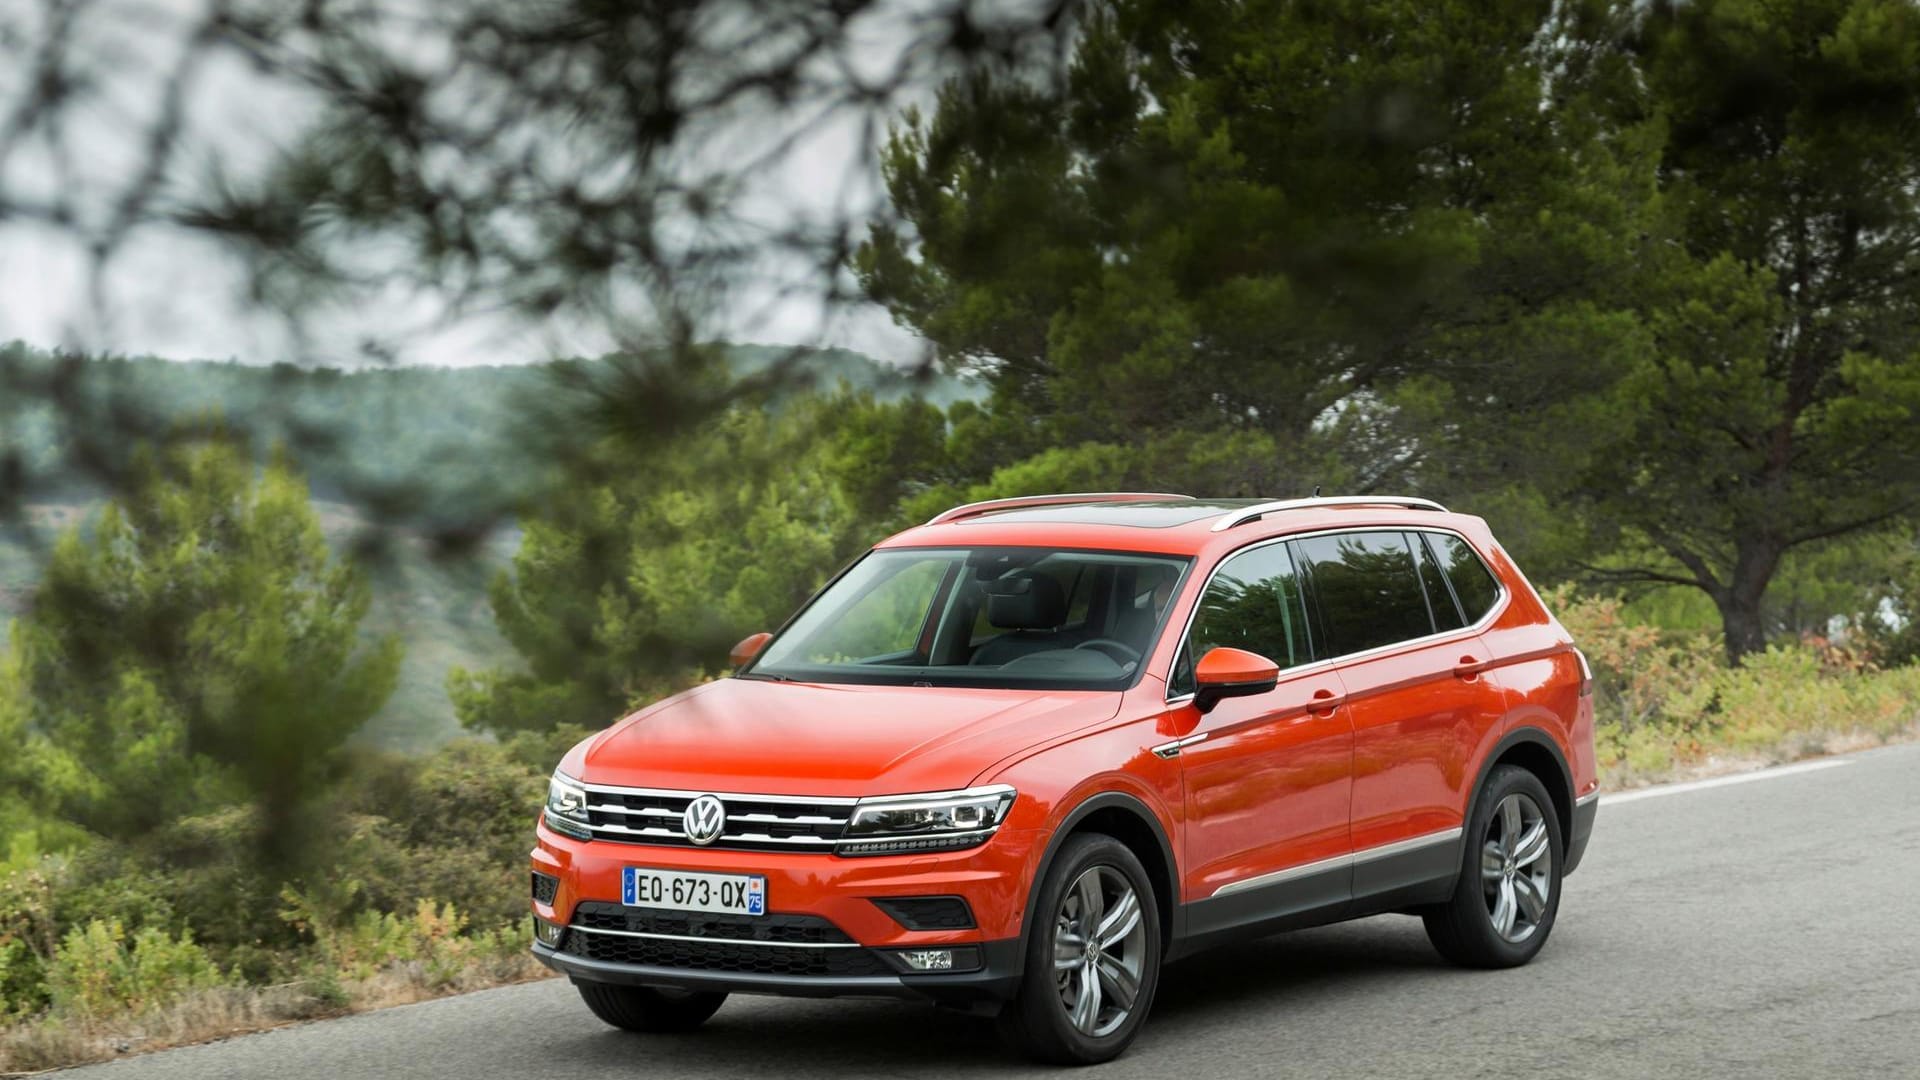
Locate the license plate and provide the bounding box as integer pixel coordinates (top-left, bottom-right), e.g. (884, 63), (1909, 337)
(622, 867), (766, 916)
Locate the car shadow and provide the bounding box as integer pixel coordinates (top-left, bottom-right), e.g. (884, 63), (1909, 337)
(546, 915), (1455, 1073)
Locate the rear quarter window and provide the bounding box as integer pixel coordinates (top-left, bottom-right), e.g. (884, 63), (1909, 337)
(1428, 532), (1503, 623)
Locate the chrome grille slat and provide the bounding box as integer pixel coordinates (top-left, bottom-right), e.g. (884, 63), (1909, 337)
(586, 804), (680, 817)
(732, 812), (847, 826)
(578, 783), (853, 852)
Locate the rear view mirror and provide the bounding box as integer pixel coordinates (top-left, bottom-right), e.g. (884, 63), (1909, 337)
(1193, 647), (1280, 714)
(730, 632), (773, 669)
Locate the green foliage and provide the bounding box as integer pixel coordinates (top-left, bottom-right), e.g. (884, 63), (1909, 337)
(1552, 586), (1920, 784)
(1544, 0), (1920, 660)
(328, 740), (548, 930)
(44, 921), (226, 1021)
(450, 391), (947, 736)
(861, 0), (1637, 493)
(9, 437), (401, 857)
(0, 733), (552, 1025)
(0, 868), (56, 1017)
(278, 887), (526, 990)
(862, 0), (1920, 664)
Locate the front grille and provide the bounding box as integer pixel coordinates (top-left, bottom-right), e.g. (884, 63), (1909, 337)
(872, 896), (975, 931)
(531, 871), (559, 906)
(563, 902), (888, 978)
(579, 785), (852, 853)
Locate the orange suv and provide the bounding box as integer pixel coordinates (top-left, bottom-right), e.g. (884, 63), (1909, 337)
(529, 494), (1598, 1064)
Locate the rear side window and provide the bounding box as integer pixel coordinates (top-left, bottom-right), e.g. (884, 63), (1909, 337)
(1428, 533), (1503, 623)
(1293, 531), (1434, 657)
(1413, 533), (1467, 631)
(1188, 542), (1316, 671)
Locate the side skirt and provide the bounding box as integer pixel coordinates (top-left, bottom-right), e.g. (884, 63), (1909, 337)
(1170, 830), (1461, 962)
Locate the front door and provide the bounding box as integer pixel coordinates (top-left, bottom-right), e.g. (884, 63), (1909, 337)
(1167, 541), (1354, 932)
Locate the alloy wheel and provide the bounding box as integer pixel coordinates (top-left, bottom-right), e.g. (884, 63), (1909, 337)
(1482, 792), (1553, 943)
(1052, 865), (1147, 1037)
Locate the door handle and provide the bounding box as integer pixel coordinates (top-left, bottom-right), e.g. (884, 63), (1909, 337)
(1453, 655), (1488, 680)
(1309, 688), (1345, 715)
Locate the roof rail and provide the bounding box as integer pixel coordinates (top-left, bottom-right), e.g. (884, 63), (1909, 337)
(1210, 495), (1449, 533)
(925, 492), (1194, 527)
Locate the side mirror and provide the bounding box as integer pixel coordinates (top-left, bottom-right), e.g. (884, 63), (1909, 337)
(1193, 646), (1280, 714)
(730, 632), (773, 669)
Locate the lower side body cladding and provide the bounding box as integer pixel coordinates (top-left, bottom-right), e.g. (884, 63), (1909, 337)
(1177, 785), (1598, 959)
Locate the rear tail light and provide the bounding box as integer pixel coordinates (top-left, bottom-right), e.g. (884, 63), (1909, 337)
(1575, 648), (1594, 697)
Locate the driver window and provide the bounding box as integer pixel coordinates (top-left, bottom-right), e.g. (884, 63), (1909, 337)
(1183, 543), (1315, 679)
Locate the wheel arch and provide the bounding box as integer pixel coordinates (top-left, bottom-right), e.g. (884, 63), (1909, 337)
(1019, 791), (1179, 963)
(1468, 727), (1575, 848)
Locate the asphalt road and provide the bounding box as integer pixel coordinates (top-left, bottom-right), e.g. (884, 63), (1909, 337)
(64, 742), (1920, 1079)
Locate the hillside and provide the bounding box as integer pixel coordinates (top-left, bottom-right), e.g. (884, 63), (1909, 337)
(2, 342), (978, 517)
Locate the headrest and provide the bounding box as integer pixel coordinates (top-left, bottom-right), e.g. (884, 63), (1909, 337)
(985, 573), (1067, 630)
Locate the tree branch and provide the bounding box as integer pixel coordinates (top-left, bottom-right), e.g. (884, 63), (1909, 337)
(1785, 501), (1920, 549)
(1574, 563), (1710, 590)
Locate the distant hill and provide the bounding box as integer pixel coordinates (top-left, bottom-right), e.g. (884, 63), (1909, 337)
(1, 341), (980, 520)
(0, 343), (976, 750)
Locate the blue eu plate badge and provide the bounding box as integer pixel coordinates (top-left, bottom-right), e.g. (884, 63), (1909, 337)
(746, 877), (766, 915)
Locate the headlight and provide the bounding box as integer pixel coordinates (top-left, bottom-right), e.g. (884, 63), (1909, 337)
(544, 771), (592, 840)
(838, 786), (1016, 856)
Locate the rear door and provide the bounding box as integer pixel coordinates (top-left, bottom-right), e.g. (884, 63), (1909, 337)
(1169, 541), (1354, 918)
(1293, 529), (1507, 902)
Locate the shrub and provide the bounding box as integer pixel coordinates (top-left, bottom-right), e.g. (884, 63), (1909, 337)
(1550, 586), (1920, 780)
(45, 920), (226, 1020)
(278, 885), (533, 991)
(330, 739), (546, 933)
(0, 863), (58, 1017)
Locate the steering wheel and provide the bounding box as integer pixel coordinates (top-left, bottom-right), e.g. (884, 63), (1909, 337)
(1074, 638), (1143, 665)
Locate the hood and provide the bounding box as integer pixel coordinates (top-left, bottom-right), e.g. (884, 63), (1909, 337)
(566, 677), (1121, 797)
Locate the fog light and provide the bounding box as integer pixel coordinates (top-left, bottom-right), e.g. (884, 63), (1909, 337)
(899, 949), (955, 971)
(533, 917), (565, 947)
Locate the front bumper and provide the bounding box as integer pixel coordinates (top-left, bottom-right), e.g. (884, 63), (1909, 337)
(531, 936), (1022, 1009)
(530, 819), (1038, 1009)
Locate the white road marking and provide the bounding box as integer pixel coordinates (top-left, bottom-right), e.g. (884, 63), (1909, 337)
(1603, 757), (1854, 806)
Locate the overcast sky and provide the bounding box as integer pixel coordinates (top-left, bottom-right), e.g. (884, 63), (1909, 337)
(0, 0), (933, 368)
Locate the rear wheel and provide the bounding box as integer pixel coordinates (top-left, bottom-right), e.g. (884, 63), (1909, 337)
(1423, 765), (1564, 968)
(576, 982), (727, 1033)
(998, 834), (1161, 1065)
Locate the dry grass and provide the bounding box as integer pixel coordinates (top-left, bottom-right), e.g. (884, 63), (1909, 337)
(1600, 721), (1920, 791)
(0, 954), (550, 1075)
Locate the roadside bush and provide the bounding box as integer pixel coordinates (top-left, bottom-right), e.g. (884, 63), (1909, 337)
(333, 738), (546, 932)
(279, 887), (532, 991)
(1550, 587), (1920, 781)
(44, 921), (227, 1021)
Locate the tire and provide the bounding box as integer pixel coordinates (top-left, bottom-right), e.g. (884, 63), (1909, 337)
(1423, 765), (1565, 969)
(575, 982), (727, 1033)
(998, 834), (1162, 1066)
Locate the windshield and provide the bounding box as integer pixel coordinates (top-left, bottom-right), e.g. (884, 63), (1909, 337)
(747, 547), (1192, 690)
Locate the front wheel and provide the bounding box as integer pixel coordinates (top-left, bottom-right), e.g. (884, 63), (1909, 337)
(576, 982), (727, 1033)
(998, 834), (1162, 1065)
(1423, 765), (1564, 968)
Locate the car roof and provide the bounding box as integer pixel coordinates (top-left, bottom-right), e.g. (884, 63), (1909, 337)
(879, 493), (1489, 559)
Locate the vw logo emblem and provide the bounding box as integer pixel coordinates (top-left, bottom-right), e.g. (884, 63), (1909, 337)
(683, 795), (727, 846)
